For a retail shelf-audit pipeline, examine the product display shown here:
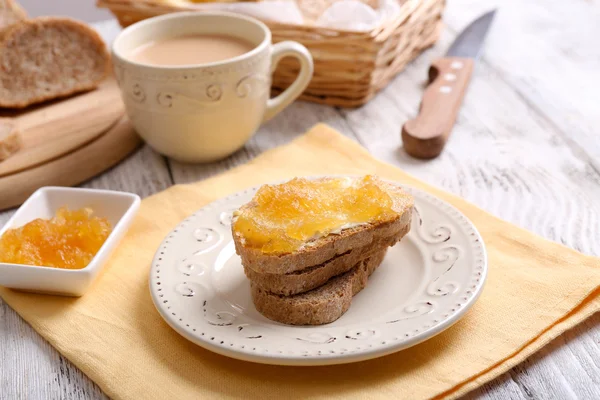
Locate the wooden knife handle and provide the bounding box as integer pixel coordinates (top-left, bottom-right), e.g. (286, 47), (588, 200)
(401, 57), (474, 159)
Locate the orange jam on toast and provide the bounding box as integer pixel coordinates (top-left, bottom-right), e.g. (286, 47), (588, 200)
(232, 176), (397, 253)
(0, 207), (112, 269)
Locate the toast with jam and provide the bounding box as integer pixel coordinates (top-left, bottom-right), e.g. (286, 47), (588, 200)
(231, 175), (414, 325)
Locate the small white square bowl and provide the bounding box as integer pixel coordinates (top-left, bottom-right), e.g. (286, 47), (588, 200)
(0, 187), (141, 296)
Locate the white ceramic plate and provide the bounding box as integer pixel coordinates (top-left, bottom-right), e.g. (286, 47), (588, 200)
(149, 180), (487, 365)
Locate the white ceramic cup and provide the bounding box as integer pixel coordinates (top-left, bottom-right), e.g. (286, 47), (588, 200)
(112, 12), (313, 163)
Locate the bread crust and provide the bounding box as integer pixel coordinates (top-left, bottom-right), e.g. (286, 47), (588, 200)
(0, 17), (110, 108)
(245, 221), (409, 295)
(232, 177), (413, 274)
(251, 250), (387, 325)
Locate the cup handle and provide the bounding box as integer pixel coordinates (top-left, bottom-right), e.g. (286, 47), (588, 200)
(263, 41), (314, 122)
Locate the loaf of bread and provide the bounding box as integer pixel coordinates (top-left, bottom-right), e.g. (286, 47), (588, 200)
(0, 17), (110, 108)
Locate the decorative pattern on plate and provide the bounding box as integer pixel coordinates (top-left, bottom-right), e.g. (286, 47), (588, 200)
(203, 300), (236, 327)
(386, 302), (435, 324)
(413, 205), (452, 243)
(219, 209), (237, 226)
(177, 260), (207, 277)
(296, 332), (336, 344)
(345, 329), (378, 340)
(428, 246), (461, 296)
(192, 228), (222, 255)
(149, 178), (487, 366)
(237, 324), (263, 339)
(194, 227), (216, 242)
(175, 283), (196, 297)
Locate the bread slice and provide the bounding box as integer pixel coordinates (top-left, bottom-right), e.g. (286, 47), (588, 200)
(251, 250), (386, 325)
(0, 17), (110, 108)
(0, 0), (26, 29)
(0, 117), (20, 160)
(245, 221), (409, 296)
(233, 176), (413, 274)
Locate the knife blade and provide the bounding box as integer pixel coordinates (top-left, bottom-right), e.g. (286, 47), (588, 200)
(401, 10), (496, 159)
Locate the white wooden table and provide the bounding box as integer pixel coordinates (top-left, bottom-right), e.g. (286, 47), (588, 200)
(1, 0), (599, 398)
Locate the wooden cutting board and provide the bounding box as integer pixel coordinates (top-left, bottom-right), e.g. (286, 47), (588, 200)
(0, 80), (142, 211)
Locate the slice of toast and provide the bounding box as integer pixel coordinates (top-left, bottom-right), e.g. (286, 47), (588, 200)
(251, 250), (386, 325)
(245, 221), (409, 296)
(232, 176), (413, 274)
(0, 17), (110, 108)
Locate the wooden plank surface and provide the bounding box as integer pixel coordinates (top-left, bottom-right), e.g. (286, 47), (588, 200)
(1, 0), (599, 399)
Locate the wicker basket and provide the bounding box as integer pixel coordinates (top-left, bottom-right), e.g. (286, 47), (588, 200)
(98, 0), (444, 107)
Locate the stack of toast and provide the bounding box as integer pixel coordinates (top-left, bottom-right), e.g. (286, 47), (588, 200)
(232, 176), (414, 325)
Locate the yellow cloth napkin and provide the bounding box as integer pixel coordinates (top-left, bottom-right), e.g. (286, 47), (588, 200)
(2, 124), (599, 400)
